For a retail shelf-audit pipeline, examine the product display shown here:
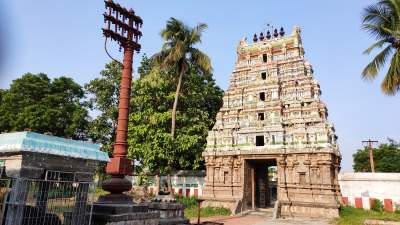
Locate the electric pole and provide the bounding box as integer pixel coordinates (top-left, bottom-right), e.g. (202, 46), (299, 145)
(362, 139), (378, 173)
(99, 0), (142, 203)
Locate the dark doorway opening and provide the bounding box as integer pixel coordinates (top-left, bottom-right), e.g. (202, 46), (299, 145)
(245, 159), (277, 210)
(258, 113), (265, 121)
(262, 54), (268, 63)
(259, 92), (265, 101)
(256, 136), (264, 146)
(261, 72), (267, 80)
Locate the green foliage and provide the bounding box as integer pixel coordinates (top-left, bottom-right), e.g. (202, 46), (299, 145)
(176, 195), (198, 208)
(0, 73), (88, 139)
(371, 199), (384, 212)
(176, 196), (231, 219)
(128, 56), (223, 173)
(152, 17), (212, 140)
(361, 0), (400, 95)
(129, 18), (221, 174)
(85, 61), (122, 154)
(336, 206), (400, 225)
(353, 139), (400, 172)
(184, 206), (231, 219)
(395, 204), (400, 214)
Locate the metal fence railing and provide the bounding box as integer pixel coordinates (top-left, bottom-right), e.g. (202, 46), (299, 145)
(0, 171), (96, 225)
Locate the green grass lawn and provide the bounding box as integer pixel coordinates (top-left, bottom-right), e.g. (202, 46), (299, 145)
(335, 206), (400, 225)
(175, 196), (231, 219)
(184, 206), (231, 219)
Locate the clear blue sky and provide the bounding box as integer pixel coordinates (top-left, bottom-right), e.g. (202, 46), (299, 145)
(1, 0), (399, 171)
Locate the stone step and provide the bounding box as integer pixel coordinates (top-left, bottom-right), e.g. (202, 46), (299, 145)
(240, 209), (273, 217)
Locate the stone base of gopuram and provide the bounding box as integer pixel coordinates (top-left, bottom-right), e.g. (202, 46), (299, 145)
(91, 203), (160, 225)
(280, 201), (340, 219)
(148, 202), (189, 225)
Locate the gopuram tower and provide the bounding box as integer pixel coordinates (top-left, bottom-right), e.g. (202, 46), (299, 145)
(202, 27), (341, 218)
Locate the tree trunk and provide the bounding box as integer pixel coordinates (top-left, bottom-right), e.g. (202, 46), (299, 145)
(170, 69), (184, 140)
(167, 67), (185, 199)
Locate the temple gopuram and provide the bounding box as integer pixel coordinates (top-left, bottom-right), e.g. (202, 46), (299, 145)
(202, 26), (342, 218)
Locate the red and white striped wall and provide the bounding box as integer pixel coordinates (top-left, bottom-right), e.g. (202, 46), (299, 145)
(130, 170), (206, 198)
(339, 173), (400, 212)
(341, 196), (396, 212)
(148, 186), (203, 198)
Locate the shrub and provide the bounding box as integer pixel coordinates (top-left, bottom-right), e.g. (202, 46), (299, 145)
(176, 195), (198, 208)
(371, 199), (384, 212)
(395, 203), (400, 214)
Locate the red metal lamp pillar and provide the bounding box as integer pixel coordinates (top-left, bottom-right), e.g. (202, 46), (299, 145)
(99, 0), (142, 203)
(101, 46), (134, 200)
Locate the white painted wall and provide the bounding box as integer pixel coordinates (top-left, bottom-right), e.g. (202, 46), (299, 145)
(339, 172), (400, 210)
(130, 171), (206, 197)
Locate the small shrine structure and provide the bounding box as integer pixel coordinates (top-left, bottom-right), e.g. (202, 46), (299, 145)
(0, 131), (109, 225)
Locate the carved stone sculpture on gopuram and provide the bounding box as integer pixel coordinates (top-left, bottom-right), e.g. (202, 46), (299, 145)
(202, 26), (342, 218)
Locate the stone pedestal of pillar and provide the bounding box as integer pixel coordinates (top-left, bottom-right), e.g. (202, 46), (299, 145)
(91, 203), (159, 225)
(148, 202), (189, 225)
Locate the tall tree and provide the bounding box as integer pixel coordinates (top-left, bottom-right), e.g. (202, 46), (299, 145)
(353, 139), (400, 172)
(85, 61), (122, 154)
(152, 17), (212, 139)
(362, 0), (400, 95)
(0, 73), (88, 139)
(128, 56), (223, 174)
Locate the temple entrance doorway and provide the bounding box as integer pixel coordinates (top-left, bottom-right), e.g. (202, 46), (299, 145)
(244, 158), (277, 210)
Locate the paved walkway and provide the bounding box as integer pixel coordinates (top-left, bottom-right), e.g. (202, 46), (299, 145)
(191, 212), (330, 225)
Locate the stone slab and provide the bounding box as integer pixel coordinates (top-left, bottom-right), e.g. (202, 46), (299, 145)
(91, 203), (160, 225)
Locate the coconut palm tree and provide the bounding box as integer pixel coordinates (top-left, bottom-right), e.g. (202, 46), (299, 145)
(362, 0), (400, 95)
(152, 17), (211, 139)
(151, 18), (211, 197)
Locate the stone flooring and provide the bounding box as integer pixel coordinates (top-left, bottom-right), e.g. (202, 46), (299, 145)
(191, 211), (331, 225)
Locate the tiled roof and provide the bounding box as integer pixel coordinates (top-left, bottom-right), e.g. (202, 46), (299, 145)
(0, 132), (109, 162)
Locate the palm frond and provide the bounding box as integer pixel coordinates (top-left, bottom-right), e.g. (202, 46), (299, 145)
(164, 41), (186, 65)
(161, 17), (185, 41)
(189, 23), (208, 44)
(381, 50), (400, 94)
(362, 23), (393, 39)
(361, 0), (400, 95)
(362, 45), (393, 79)
(190, 48), (212, 75)
(151, 17), (211, 81)
(362, 3), (391, 24)
(363, 39), (389, 54)
(151, 51), (167, 66)
(387, 0), (400, 19)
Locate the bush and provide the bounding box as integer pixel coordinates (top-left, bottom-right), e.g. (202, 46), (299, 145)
(185, 206), (231, 219)
(176, 195), (198, 208)
(175, 196), (231, 219)
(395, 204), (400, 214)
(371, 199), (384, 212)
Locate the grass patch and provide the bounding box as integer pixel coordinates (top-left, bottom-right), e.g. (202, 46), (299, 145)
(176, 195), (198, 208)
(335, 206), (400, 225)
(184, 206), (231, 219)
(176, 196), (231, 219)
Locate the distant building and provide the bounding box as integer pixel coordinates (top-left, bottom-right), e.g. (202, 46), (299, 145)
(131, 170), (206, 198)
(202, 27), (341, 218)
